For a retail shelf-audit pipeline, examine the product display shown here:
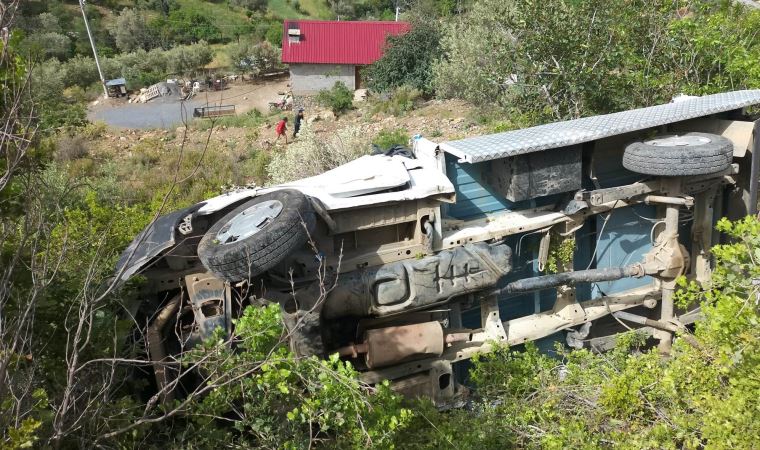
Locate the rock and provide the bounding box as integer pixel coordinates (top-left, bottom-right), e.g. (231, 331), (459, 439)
(353, 89), (368, 102)
(119, 136), (127, 141)
(321, 110), (336, 121)
(176, 126), (186, 134)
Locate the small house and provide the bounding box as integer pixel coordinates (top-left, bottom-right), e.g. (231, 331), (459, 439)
(281, 20), (410, 96)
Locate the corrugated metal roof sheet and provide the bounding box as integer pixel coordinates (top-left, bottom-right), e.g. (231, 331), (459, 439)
(281, 20), (410, 65)
(441, 90), (760, 163)
(106, 78), (126, 86)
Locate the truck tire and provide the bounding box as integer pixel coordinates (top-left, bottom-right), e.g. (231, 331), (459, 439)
(198, 189), (316, 282)
(622, 132), (733, 176)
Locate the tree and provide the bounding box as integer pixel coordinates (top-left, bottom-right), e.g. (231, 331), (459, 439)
(20, 32), (71, 60)
(164, 41), (213, 75)
(228, 40), (281, 77)
(37, 12), (62, 32)
(366, 20), (442, 96)
(109, 8), (155, 53)
(164, 9), (222, 45)
(265, 21), (283, 47)
(71, 3), (116, 59)
(328, 0), (357, 19)
(433, 0), (760, 124)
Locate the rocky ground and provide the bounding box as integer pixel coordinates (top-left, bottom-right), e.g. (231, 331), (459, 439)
(89, 95), (490, 164)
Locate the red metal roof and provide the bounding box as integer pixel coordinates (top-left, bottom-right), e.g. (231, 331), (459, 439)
(281, 20), (411, 65)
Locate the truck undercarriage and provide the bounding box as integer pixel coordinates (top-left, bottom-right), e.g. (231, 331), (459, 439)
(115, 90), (760, 405)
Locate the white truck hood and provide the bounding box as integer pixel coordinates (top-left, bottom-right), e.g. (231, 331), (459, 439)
(269, 154), (454, 210)
(197, 152), (454, 215)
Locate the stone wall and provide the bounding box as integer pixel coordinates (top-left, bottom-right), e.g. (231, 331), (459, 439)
(289, 63), (355, 95)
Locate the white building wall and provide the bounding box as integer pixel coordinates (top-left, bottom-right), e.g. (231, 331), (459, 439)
(289, 64), (356, 95)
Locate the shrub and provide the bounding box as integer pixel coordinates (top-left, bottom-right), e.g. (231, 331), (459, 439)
(39, 101), (88, 131)
(316, 81), (354, 116)
(164, 41), (214, 75)
(366, 20), (442, 96)
(191, 108), (267, 131)
(80, 122), (108, 139)
(249, 150), (271, 186)
(228, 41), (282, 77)
(178, 304), (413, 448)
(372, 128), (408, 150)
(265, 21), (283, 47)
(369, 85), (422, 116)
(162, 9), (223, 45)
(267, 124), (369, 184)
(20, 32), (71, 60)
(54, 136), (90, 162)
(433, 0), (760, 124)
(230, 0), (268, 13)
(62, 56), (101, 89)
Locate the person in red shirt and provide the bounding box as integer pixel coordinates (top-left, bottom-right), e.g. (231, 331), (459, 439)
(275, 117), (288, 144)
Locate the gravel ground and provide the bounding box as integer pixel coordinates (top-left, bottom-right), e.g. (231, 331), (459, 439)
(88, 78), (290, 129)
(88, 97), (203, 129)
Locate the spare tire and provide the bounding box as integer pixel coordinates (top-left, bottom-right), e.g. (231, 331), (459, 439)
(198, 189), (316, 282)
(622, 132), (733, 176)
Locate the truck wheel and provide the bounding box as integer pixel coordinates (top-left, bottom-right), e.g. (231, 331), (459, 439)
(622, 132), (733, 176)
(198, 189), (316, 282)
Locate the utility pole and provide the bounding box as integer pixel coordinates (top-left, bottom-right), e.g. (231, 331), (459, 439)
(79, 0), (108, 98)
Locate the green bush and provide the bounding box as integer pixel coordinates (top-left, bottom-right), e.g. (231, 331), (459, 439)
(267, 124), (369, 184)
(191, 108), (267, 131)
(249, 150), (271, 186)
(108, 8), (156, 53)
(369, 85), (422, 116)
(157, 9), (223, 45)
(177, 304), (413, 448)
(265, 21), (283, 47)
(433, 0), (760, 124)
(366, 19), (442, 96)
(228, 40), (282, 77)
(316, 81), (354, 116)
(372, 128), (408, 150)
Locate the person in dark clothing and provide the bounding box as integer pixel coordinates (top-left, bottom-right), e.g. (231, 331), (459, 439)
(293, 108), (304, 138)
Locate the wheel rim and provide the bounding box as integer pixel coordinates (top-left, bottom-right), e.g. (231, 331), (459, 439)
(215, 200), (284, 244)
(644, 135), (711, 147)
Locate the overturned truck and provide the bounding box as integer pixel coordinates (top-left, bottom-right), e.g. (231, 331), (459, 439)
(116, 90), (760, 405)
